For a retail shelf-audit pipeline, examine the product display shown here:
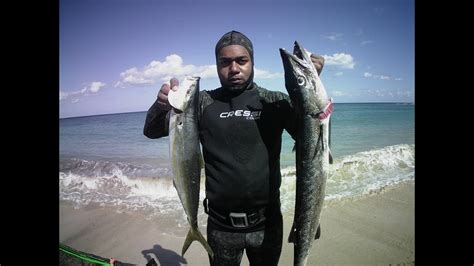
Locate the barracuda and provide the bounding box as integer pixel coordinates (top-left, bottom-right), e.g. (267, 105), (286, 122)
(168, 76), (214, 258)
(279, 41), (333, 266)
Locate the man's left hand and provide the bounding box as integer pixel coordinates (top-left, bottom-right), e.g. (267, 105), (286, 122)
(311, 54), (325, 76)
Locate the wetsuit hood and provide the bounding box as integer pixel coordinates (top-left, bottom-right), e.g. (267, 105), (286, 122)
(215, 30), (255, 93)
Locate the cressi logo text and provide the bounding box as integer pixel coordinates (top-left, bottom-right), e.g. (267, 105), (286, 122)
(219, 110), (261, 120)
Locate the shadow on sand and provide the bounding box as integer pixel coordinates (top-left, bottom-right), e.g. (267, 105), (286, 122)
(142, 244), (187, 266)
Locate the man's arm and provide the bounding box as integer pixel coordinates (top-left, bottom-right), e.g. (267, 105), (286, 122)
(143, 78), (179, 139)
(282, 95), (298, 141)
(143, 100), (170, 138)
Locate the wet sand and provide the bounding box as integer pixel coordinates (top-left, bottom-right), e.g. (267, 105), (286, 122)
(60, 181), (414, 265)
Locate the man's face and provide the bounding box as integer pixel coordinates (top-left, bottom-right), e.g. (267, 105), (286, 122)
(216, 45), (253, 89)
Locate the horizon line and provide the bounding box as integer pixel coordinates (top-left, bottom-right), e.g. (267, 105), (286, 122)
(60, 101), (415, 119)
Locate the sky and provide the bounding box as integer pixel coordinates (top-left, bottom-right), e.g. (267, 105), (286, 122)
(59, 0), (414, 118)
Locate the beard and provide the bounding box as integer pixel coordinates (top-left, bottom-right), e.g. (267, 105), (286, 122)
(227, 83), (247, 91)
(221, 71), (254, 92)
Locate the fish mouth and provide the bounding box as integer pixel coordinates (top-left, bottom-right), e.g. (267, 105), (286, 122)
(279, 41), (312, 69)
(293, 41), (305, 60)
(168, 76), (200, 112)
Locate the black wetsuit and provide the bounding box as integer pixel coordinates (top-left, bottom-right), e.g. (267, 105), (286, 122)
(144, 82), (296, 265)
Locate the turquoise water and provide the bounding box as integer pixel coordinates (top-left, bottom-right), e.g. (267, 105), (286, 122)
(279, 103), (414, 167)
(60, 103), (414, 220)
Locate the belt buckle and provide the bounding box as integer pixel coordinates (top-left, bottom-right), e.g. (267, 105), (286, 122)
(229, 212), (248, 228)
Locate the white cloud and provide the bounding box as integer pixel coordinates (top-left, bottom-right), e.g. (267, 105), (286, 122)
(120, 67), (154, 85)
(323, 53), (355, 69)
(60, 91), (68, 100)
(360, 40), (374, 46)
(60, 81), (106, 101)
(326, 88), (414, 102)
(331, 90), (349, 97)
(396, 90), (413, 97)
(115, 54), (282, 87)
(198, 65), (219, 78)
(334, 72), (344, 76)
(365, 88), (412, 98)
(321, 32), (343, 41)
(115, 54), (218, 88)
(89, 82), (106, 93)
(363, 72), (401, 81)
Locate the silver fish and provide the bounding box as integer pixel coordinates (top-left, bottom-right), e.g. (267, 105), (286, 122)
(279, 41), (333, 266)
(168, 76), (214, 258)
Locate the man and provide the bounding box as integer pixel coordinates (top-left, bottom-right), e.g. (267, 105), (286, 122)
(143, 30), (324, 265)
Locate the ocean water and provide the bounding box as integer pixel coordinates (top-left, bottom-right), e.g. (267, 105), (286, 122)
(60, 103), (414, 226)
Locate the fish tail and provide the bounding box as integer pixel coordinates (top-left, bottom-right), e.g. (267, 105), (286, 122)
(182, 226), (214, 258)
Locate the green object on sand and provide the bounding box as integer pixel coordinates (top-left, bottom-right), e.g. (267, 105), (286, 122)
(59, 243), (113, 265)
(59, 243), (157, 265)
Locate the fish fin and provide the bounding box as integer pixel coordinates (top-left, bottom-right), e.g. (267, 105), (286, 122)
(182, 226), (214, 259)
(288, 224), (296, 243)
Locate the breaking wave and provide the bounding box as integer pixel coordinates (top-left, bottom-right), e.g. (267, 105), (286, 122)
(60, 144), (414, 222)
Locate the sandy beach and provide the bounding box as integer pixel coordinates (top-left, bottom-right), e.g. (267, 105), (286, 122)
(60, 181), (414, 265)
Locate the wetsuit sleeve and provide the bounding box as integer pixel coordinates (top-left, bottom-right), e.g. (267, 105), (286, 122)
(256, 87), (298, 141)
(279, 93), (297, 141)
(143, 99), (170, 139)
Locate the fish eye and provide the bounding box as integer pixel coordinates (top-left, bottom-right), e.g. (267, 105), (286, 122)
(297, 75), (306, 86)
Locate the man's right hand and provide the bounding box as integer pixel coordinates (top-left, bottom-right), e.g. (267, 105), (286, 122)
(157, 78), (179, 111)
